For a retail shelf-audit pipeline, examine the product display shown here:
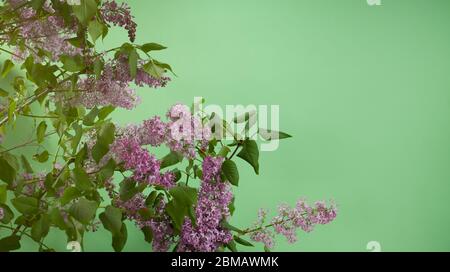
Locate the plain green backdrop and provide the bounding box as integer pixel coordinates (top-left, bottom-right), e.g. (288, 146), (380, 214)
(2, 0), (450, 251)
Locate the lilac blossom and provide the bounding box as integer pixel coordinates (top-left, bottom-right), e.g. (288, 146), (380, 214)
(178, 156), (233, 252)
(249, 199), (338, 247)
(100, 0), (137, 42)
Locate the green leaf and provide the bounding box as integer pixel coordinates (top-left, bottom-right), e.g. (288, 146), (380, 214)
(153, 59), (175, 75)
(31, 214), (50, 242)
(0, 204), (14, 224)
(97, 105), (115, 120)
(60, 55), (85, 72)
(75, 144), (87, 166)
(8, 99), (16, 124)
(11, 197), (39, 215)
(20, 155), (34, 174)
(258, 128), (292, 141)
(0, 158), (17, 185)
(83, 107), (99, 126)
(73, 166), (92, 191)
(92, 122), (115, 163)
(1, 60), (14, 78)
(233, 110), (256, 124)
(99, 206), (123, 236)
(165, 185), (198, 231)
(33, 150), (49, 163)
(98, 158), (116, 183)
(218, 146), (231, 158)
(161, 151), (184, 169)
(128, 48), (138, 79)
(49, 208), (67, 230)
(233, 235), (254, 247)
(71, 123), (83, 152)
(0, 88), (8, 97)
(237, 140), (260, 175)
(69, 198), (98, 225)
(143, 61), (165, 78)
(226, 241), (238, 252)
(112, 223), (127, 252)
(142, 226), (153, 244)
(43, 173), (54, 191)
(36, 121), (47, 144)
(60, 187), (81, 205)
(72, 0), (98, 26)
(119, 179), (146, 201)
(0, 185), (7, 204)
(88, 19), (104, 43)
(0, 235), (21, 252)
(93, 58), (104, 79)
(30, 0), (45, 11)
(221, 160), (239, 186)
(221, 221), (244, 235)
(140, 43), (167, 52)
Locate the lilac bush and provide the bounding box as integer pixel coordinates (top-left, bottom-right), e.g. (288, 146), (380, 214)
(0, 0), (337, 252)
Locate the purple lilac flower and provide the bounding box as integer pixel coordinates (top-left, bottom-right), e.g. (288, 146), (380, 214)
(202, 156), (224, 183)
(141, 116), (167, 147)
(165, 104), (212, 158)
(178, 156), (233, 252)
(100, 0), (137, 42)
(111, 137), (160, 180)
(250, 199), (338, 248)
(0, 207), (4, 221)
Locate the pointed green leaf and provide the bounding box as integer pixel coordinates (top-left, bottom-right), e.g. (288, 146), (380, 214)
(73, 166), (92, 191)
(31, 214), (50, 242)
(128, 48), (138, 79)
(258, 128), (292, 141)
(69, 198), (98, 225)
(1, 60), (14, 78)
(0, 235), (21, 252)
(0, 185), (7, 204)
(112, 223), (127, 252)
(161, 151), (183, 169)
(140, 43), (167, 52)
(33, 150), (49, 163)
(36, 121), (47, 144)
(60, 55), (85, 72)
(0, 158), (17, 185)
(221, 159), (239, 186)
(11, 197), (39, 215)
(237, 140), (260, 174)
(60, 187), (81, 205)
(20, 155), (34, 174)
(88, 19), (104, 43)
(72, 0), (98, 26)
(233, 235), (254, 247)
(165, 185), (198, 231)
(99, 206), (123, 236)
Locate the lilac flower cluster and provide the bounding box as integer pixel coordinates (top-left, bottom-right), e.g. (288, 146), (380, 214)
(147, 201), (175, 252)
(249, 199), (338, 248)
(0, 207), (4, 221)
(111, 137), (175, 188)
(114, 55), (171, 89)
(19, 172), (47, 196)
(68, 58), (170, 110)
(166, 104), (211, 158)
(178, 156), (233, 252)
(114, 193), (175, 252)
(72, 74), (140, 110)
(5, 0), (81, 62)
(100, 0), (137, 42)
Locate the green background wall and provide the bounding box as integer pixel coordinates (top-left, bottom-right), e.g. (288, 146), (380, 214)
(3, 0), (450, 251)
